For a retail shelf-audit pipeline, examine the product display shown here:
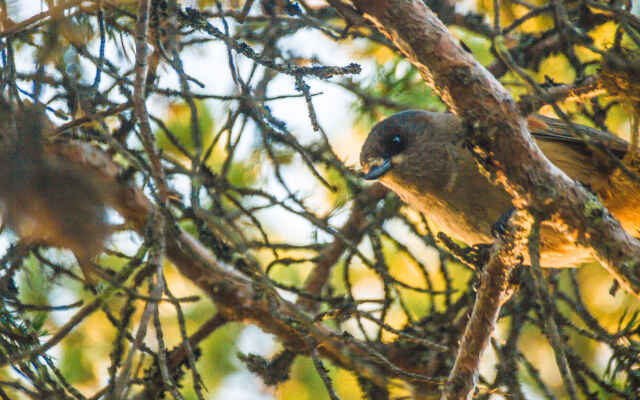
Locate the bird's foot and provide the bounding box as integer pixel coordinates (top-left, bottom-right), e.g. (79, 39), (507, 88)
(437, 232), (490, 269)
(491, 208), (516, 240)
(466, 244), (491, 269)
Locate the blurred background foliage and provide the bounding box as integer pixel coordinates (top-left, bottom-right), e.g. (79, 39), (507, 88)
(0, 0), (640, 399)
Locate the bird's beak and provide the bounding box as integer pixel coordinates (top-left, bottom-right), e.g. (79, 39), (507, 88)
(364, 158), (392, 180)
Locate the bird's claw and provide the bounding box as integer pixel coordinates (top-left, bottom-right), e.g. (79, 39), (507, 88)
(491, 208), (516, 240)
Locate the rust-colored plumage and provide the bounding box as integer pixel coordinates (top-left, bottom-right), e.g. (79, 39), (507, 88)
(360, 110), (640, 268)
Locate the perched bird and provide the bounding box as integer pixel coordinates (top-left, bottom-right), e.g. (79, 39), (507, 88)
(360, 110), (640, 268)
(0, 101), (109, 285)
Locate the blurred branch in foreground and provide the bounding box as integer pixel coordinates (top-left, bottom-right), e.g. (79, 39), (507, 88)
(0, 0), (639, 399)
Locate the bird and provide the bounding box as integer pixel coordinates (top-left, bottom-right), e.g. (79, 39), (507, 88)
(0, 101), (110, 285)
(359, 110), (640, 268)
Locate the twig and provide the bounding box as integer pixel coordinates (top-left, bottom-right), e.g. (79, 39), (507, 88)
(527, 219), (579, 400)
(441, 212), (527, 399)
(132, 0), (168, 203)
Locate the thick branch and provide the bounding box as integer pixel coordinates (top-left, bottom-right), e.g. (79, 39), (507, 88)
(351, 0), (640, 297)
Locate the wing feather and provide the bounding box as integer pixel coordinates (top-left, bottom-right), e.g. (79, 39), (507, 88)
(528, 114), (630, 155)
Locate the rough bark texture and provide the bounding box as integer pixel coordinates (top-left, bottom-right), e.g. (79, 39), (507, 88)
(350, 0), (640, 296)
(335, 0), (640, 398)
(440, 219), (525, 400)
(4, 1), (640, 398)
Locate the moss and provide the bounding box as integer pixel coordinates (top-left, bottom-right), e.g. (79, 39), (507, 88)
(583, 198), (605, 220)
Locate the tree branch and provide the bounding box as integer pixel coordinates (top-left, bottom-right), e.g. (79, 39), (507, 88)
(45, 140), (444, 389)
(350, 0), (640, 297)
(297, 183), (387, 312)
(441, 215), (525, 399)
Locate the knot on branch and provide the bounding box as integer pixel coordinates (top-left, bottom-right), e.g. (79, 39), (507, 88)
(238, 350), (295, 386)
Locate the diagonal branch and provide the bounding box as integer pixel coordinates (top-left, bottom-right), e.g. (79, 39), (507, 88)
(349, 0), (640, 297)
(297, 183), (387, 312)
(46, 139), (445, 390)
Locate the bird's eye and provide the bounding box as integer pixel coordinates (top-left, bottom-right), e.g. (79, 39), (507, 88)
(389, 135), (404, 155)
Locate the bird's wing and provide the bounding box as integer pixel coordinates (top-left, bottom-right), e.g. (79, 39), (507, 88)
(528, 113), (630, 155)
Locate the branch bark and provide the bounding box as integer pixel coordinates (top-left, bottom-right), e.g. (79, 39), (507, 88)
(441, 214), (527, 400)
(46, 140), (444, 390)
(348, 0), (640, 297)
(327, 0), (640, 397)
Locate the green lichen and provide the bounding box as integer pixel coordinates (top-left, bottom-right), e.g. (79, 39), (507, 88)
(583, 198), (605, 220)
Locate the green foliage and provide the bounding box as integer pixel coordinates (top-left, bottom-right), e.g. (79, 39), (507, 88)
(194, 322), (242, 388)
(156, 101), (215, 159)
(60, 332), (96, 383)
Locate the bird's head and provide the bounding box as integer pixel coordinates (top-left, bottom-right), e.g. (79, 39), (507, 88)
(360, 110), (458, 188)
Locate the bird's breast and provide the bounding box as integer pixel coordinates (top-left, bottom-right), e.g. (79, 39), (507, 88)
(380, 173), (498, 244)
